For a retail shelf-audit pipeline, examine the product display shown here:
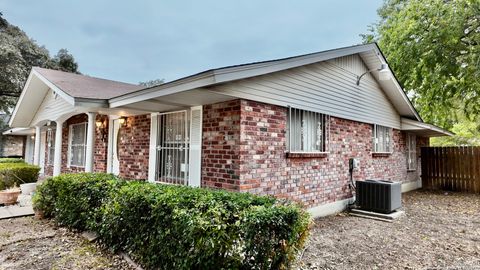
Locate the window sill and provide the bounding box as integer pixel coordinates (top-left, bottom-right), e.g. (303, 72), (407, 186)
(371, 152), (392, 157)
(286, 152), (329, 158)
(68, 165), (85, 168)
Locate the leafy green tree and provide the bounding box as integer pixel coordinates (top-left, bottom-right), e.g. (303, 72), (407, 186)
(0, 12), (79, 113)
(362, 0), (480, 130)
(431, 115), (480, 146)
(52, 48), (79, 74)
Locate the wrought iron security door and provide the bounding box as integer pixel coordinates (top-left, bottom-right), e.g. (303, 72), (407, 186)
(156, 111), (189, 185)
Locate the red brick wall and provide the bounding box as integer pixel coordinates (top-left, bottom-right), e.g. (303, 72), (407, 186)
(117, 114), (150, 180)
(202, 99), (429, 208)
(94, 114), (109, 173)
(202, 100), (241, 190)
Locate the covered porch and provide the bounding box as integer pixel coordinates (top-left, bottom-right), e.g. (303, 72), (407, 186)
(7, 67), (148, 177)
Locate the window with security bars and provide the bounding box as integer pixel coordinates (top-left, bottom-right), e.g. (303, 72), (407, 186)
(68, 123), (87, 167)
(373, 124), (392, 153)
(407, 133), (417, 170)
(47, 129), (55, 165)
(287, 107), (329, 153)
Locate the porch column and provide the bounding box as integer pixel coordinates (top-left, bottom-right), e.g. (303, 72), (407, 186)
(85, 112), (96, 172)
(33, 126), (41, 166)
(53, 120), (64, 176)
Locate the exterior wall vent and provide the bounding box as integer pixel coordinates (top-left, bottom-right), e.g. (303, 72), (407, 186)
(356, 180), (402, 213)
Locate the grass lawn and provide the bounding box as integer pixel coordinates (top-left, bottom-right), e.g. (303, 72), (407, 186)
(297, 190), (480, 269)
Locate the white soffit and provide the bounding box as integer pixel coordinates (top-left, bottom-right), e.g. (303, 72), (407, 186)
(401, 118), (453, 137)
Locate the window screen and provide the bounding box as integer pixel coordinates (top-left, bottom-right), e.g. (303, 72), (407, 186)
(287, 107), (329, 152)
(373, 125), (392, 153)
(69, 123), (87, 167)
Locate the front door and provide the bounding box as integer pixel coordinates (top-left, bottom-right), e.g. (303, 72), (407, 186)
(155, 111), (189, 185)
(111, 119), (121, 175)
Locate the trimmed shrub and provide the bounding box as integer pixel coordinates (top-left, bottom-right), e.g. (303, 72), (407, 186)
(0, 162), (40, 190)
(33, 173), (123, 230)
(33, 173), (311, 270)
(0, 158), (25, 163)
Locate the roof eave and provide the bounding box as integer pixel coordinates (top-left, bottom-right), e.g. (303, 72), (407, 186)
(373, 43), (422, 122)
(401, 118), (453, 137)
(109, 43), (379, 107)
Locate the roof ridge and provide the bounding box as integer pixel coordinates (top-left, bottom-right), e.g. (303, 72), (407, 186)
(32, 66), (139, 87)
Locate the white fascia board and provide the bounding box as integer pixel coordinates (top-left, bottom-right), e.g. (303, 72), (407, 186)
(401, 118), (453, 136)
(109, 44), (378, 108)
(74, 98), (109, 108)
(9, 71), (35, 127)
(213, 44), (376, 83)
(109, 72), (215, 108)
(2, 128), (35, 136)
(372, 45), (422, 122)
(31, 69), (75, 105)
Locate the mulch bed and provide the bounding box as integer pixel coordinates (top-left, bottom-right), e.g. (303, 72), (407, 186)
(296, 190), (480, 269)
(0, 191), (478, 269)
(0, 217), (133, 270)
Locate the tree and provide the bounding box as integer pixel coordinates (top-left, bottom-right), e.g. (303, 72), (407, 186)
(362, 0), (480, 130)
(431, 114), (480, 146)
(139, 79), (164, 87)
(0, 12), (80, 113)
(52, 48), (79, 74)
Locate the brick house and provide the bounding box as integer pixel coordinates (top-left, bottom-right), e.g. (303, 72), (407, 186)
(8, 43), (451, 216)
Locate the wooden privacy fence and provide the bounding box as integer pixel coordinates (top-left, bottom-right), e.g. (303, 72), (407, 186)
(421, 146), (480, 193)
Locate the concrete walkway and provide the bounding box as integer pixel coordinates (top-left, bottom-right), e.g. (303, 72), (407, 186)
(0, 194), (34, 220)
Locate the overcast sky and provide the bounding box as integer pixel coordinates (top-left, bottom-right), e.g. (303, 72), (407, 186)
(0, 0), (383, 84)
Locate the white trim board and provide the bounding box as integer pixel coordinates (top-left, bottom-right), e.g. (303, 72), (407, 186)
(308, 197), (355, 218)
(401, 180), (422, 193)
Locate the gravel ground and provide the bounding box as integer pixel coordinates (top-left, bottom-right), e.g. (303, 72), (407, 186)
(0, 217), (133, 270)
(296, 190), (480, 270)
(0, 191), (478, 270)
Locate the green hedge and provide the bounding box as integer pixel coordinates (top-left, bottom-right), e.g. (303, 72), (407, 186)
(33, 173), (311, 270)
(0, 158), (25, 163)
(0, 162), (40, 190)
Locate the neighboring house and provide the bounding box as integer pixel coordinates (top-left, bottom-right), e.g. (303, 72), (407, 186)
(0, 114), (28, 159)
(8, 43), (451, 216)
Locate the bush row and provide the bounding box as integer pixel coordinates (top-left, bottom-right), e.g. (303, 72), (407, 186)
(0, 158), (25, 163)
(33, 173), (311, 270)
(0, 162), (40, 190)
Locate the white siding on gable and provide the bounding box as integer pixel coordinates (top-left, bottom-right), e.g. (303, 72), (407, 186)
(210, 54), (401, 129)
(328, 54), (370, 79)
(30, 89), (74, 126)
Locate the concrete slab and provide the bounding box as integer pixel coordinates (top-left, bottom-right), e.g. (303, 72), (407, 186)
(0, 205), (34, 220)
(350, 209), (405, 222)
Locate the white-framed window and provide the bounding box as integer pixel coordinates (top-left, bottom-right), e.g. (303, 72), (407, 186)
(68, 122), (87, 167)
(373, 124), (392, 153)
(46, 129), (55, 165)
(287, 107), (329, 153)
(407, 133), (417, 170)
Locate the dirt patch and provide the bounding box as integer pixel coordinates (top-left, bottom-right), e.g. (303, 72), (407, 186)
(296, 191), (480, 269)
(0, 217), (133, 270)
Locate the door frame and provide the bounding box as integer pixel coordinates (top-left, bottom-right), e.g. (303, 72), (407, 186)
(148, 106), (202, 186)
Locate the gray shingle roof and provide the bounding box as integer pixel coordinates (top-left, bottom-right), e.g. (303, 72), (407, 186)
(33, 67), (143, 100)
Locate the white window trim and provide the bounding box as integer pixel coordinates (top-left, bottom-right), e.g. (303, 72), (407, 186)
(407, 133), (417, 171)
(372, 124), (393, 154)
(67, 122), (87, 168)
